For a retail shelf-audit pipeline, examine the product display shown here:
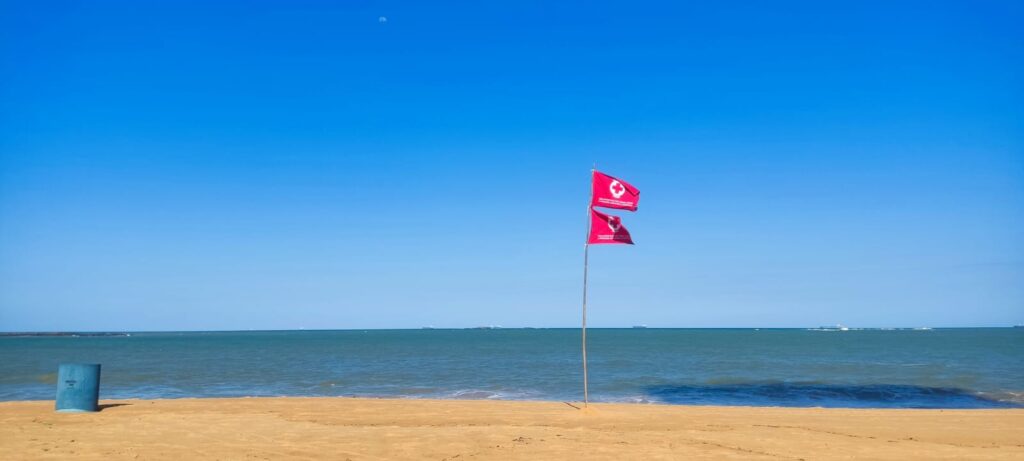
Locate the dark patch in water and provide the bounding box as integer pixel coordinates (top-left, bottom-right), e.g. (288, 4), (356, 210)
(643, 383), (1021, 409)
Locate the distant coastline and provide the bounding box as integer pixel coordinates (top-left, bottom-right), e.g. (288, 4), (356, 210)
(0, 332), (130, 338)
(2, 326), (1021, 335)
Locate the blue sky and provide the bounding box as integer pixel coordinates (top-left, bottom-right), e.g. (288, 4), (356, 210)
(1, 1), (1021, 330)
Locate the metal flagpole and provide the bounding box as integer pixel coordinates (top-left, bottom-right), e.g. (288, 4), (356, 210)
(581, 165), (595, 407)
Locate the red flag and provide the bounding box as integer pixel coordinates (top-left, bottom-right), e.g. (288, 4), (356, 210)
(588, 208), (634, 245)
(591, 171), (639, 212)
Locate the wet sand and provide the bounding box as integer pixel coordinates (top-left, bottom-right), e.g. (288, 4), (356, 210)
(1, 397), (1022, 460)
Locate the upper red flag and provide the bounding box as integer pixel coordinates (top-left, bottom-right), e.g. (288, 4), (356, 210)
(588, 208), (634, 245)
(591, 170), (639, 211)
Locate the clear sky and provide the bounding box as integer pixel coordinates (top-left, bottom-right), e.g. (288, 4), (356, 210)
(1, 1), (1021, 331)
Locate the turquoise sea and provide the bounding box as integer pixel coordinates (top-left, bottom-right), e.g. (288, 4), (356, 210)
(1, 328), (1021, 408)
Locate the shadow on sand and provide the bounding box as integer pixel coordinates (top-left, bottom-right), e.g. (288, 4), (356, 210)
(97, 403), (132, 411)
(642, 383), (1020, 409)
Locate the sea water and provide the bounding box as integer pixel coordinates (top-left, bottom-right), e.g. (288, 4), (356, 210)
(1, 328), (1021, 408)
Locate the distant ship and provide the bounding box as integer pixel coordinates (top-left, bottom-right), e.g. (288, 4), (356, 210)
(815, 324), (849, 331)
(632, 325), (648, 329)
(1014, 325), (1024, 328)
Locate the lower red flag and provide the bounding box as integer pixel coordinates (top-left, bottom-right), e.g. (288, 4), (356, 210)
(588, 208), (634, 245)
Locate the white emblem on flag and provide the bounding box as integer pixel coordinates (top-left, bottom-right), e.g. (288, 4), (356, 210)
(607, 216), (621, 232)
(609, 180), (626, 199)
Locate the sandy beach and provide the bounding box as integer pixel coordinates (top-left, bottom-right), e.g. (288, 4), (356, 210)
(1, 397), (1021, 460)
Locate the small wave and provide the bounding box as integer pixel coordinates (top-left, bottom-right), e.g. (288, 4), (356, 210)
(978, 391), (1024, 405)
(440, 389), (542, 401)
(602, 395), (654, 404)
(449, 389), (501, 399)
(317, 380), (346, 389)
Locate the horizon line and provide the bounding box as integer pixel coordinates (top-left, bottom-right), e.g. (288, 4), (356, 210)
(2, 325), (1021, 335)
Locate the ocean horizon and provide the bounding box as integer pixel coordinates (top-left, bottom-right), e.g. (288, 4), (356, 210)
(4, 325), (1019, 333)
(2, 328), (1021, 408)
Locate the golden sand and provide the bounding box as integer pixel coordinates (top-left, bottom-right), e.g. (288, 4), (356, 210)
(2, 397), (1022, 460)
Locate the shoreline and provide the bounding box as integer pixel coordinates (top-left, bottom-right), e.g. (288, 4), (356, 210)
(2, 397), (1022, 460)
(2, 394), (1021, 409)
